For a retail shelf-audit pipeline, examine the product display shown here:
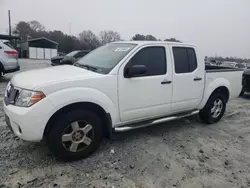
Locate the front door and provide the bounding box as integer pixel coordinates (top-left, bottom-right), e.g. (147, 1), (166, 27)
(118, 45), (173, 122)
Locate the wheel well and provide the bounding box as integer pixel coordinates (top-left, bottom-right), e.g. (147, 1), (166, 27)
(0, 62), (4, 73)
(211, 86), (230, 102)
(44, 102), (112, 139)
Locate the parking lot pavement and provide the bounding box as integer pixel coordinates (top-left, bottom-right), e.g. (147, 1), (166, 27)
(1, 59), (250, 188)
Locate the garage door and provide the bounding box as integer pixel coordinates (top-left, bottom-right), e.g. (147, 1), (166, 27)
(45, 48), (51, 59)
(37, 48), (44, 59)
(29, 47), (37, 58)
(51, 49), (58, 58)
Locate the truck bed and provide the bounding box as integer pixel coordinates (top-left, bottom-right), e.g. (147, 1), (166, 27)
(205, 65), (243, 100)
(205, 65), (243, 72)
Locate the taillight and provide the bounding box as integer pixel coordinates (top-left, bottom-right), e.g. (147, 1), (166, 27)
(4, 50), (18, 55)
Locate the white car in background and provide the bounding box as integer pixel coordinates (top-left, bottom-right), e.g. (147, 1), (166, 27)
(0, 40), (20, 79)
(235, 63), (247, 69)
(220, 61), (246, 69)
(220, 61), (237, 68)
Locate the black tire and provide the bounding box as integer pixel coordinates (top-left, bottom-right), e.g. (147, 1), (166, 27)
(0, 64), (3, 81)
(199, 92), (226, 124)
(239, 87), (245, 96)
(47, 109), (103, 161)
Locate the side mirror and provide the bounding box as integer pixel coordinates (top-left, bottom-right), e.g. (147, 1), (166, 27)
(125, 65), (147, 78)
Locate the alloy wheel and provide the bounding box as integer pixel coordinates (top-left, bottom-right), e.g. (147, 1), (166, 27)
(61, 121), (94, 152)
(211, 98), (223, 118)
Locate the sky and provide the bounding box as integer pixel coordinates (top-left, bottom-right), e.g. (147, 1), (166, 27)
(0, 0), (250, 58)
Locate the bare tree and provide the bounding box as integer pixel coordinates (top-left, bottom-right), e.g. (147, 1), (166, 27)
(12, 21), (32, 40)
(99, 30), (121, 45)
(79, 30), (100, 50)
(28, 20), (45, 32)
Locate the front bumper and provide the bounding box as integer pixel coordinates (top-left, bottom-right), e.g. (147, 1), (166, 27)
(3, 98), (55, 142)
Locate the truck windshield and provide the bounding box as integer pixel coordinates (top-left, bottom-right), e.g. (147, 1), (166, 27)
(75, 43), (137, 74)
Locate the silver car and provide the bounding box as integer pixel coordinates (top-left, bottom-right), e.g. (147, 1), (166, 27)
(0, 40), (20, 79)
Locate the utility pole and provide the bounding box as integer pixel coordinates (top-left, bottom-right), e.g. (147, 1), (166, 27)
(8, 10), (11, 36)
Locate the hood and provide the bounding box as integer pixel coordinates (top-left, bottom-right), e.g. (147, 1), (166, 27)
(11, 65), (100, 90)
(51, 56), (64, 60)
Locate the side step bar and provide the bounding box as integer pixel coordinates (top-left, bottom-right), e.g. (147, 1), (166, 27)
(114, 110), (199, 132)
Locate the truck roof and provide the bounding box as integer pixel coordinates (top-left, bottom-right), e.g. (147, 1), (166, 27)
(113, 40), (195, 47)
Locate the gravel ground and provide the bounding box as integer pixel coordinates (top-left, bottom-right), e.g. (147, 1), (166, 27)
(1, 59), (250, 188)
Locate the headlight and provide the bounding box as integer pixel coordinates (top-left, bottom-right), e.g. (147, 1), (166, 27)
(15, 89), (45, 107)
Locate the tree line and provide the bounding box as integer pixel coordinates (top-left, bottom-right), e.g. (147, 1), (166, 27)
(210, 56), (250, 64)
(12, 20), (249, 63)
(12, 20), (181, 53)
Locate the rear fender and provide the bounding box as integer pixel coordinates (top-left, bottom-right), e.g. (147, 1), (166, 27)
(198, 78), (230, 109)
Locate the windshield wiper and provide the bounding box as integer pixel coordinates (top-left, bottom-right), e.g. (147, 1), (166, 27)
(74, 63), (98, 72)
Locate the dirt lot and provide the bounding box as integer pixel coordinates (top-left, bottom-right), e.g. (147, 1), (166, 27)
(0, 59), (250, 188)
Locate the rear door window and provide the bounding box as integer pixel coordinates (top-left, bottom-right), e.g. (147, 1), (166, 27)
(4, 42), (14, 49)
(173, 47), (197, 73)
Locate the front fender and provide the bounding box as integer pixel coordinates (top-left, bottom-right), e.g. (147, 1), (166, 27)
(46, 87), (119, 125)
(198, 78), (230, 109)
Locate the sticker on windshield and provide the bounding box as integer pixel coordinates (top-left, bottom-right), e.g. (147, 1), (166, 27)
(114, 47), (131, 52)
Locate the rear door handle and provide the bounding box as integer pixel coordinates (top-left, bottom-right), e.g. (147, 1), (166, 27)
(161, 80), (172, 84)
(194, 77), (202, 81)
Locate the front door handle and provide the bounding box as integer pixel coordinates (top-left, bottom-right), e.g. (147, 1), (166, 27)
(161, 80), (172, 84)
(194, 77), (202, 81)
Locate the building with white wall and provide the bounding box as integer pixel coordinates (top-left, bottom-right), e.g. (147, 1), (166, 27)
(19, 37), (58, 59)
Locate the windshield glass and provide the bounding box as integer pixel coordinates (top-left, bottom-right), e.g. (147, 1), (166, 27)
(66, 51), (79, 57)
(76, 43), (137, 74)
(3, 41), (14, 49)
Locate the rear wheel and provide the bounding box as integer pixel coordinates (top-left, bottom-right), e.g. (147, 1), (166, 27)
(199, 93), (226, 124)
(47, 109), (103, 161)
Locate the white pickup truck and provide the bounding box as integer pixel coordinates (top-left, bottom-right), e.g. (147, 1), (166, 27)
(3, 41), (243, 160)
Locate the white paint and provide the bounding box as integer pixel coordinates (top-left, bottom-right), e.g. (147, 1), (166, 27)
(29, 47), (37, 59)
(36, 48), (44, 59)
(51, 49), (58, 57)
(44, 48), (51, 59)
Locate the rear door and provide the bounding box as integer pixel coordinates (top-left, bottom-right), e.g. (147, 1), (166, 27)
(118, 45), (173, 122)
(171, 46), (204, 112)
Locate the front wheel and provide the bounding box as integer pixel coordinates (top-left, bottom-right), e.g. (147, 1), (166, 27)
(47, 109), (103, 161)
(199, 93), (226, 124)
